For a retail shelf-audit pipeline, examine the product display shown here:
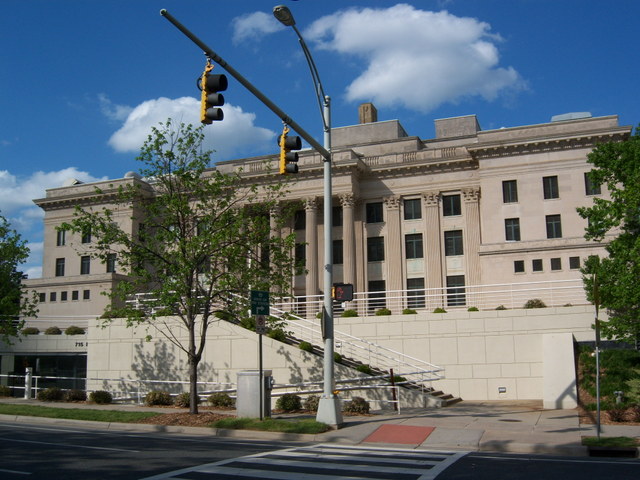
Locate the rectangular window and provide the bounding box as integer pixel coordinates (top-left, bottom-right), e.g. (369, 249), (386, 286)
(442, 194), (461, 216)
(367, 280), (386, 312)
(293, 210), (305, 230)
(39, 293), (46, 303)
(106, 253), (117, 273)
(72, 290), (79, 301)
(80, 255), (91, 275)
(532, 259), (543, 272)
(83, 290), (90, 300)
(505, 218), (521, 241)
(366, 202), (384, 223)
(584, 172), (601, 196)
(367, 236), (385, 262)
(332, 239), (343, 265)
(49, 292), (57, 302)
(332, 205), (343, 227)
(61, 291), (68, 302)
(546, 214), (562, 238)
(405, 233), (424, 259)
(56, 229), (66, 246)
(543, 176), (559, 199)
(294, 243), (306, 268)
(81, 227), (92, 244)
(502, 180), (518, 203)
(569, 256), (581, 269)
(444, 230), (463, 256)
(514, 260), (525, 273)
(446, 275), (466, 307)
(403, 198), (421, 220)
(407, 277), (425, 309)
(55, 258), (65, 277)
(551, 257), (562, 271)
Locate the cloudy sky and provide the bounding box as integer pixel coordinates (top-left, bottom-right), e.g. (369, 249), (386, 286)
(1, 0), (638, 278)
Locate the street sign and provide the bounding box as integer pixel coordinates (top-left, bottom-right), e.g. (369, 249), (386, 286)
(255, 315), (267, 335)
(251, 290), (270, 316)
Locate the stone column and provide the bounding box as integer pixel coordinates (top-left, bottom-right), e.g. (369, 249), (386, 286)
(422, 192), (443, 297)
(339, 193), (356, 286)
(304, 198), (319, 302)
(462, 187), (481, 290)
(269, 204), (281, 239)
(384, 195), (403, 312)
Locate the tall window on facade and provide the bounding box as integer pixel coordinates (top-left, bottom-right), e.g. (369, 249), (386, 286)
(367, 280), (386, 312)
(446, 275), (466, 307)
(80, 255), (91, 275)
(444, 230), (463, 256)
(56, 229), (66, 246)
(367, 236), (385, 262)
(442, 194), (461, 216)
(405, 233), (424, 259)
(72, 290), (79, 301)
(50, 292), (57, 302)
(505, 218), (521, 241)
(81, 227), (92, 244)
(543, 176), (559, 199)
(584, 172), (601, 195)
(332, 239), (343, 265)
(502, 180), (518, 203)
(106, 253), (117, 273)
(55, 258), (65, 277)
(407, 277), (425, 309)
(332, 205), (343, 227)
(403, 198), (421, 220)
(546, 214), (562, 238)
(293, 210), (305, 230)
(366, 202), (383, 223)
(83, 290), (90, 300)
(294, 243), (306, 268)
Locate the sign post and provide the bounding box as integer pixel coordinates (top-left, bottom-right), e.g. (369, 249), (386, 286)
(251, 291), (270, 420)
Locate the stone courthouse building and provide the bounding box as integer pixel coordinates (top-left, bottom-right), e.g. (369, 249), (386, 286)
(7, 105), (631, 407)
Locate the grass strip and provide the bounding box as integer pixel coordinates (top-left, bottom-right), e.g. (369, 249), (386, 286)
(212, 417), (329, 434)
(582, 436), (639, 448)
(0, 403), (160, 423)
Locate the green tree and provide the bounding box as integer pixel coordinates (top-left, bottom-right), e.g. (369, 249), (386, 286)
(578, 127), (640, 346)
(0, 213), (38, 343)
(62, 121), (298, 413)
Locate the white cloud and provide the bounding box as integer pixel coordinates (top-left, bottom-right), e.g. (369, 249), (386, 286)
(305, 4), (524, 112)
(231, 11), (284, 44)
(107, 96), (275, 161)
(98, 93), (133, 122)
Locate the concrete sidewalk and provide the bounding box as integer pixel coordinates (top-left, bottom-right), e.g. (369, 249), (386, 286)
(1, 398), (639, 457)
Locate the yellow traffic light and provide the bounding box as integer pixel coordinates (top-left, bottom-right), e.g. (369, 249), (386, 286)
(278, 125), (301, 174)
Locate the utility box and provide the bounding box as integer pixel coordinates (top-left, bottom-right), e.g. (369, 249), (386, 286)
(236, 370), (273, 418)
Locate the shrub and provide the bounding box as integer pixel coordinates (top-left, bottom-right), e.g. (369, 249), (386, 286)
(523, 298), (546, 309)
(44, 326), (62, 335)
(389, 375), (407, 383)
(276, 393), (302, 411)
(21, 327), (39, 335)
(631, 406), (640, 423)
(37, 387), (64, 402)
(298, 341), (313, 352)
(467, 306), (479, 312)
(267, 329), (287, 342)
(208, 392), (234, 408)
(333, 352), (342, 364)
(64, 389), (87, 402)
(174, 392), (199, 408)
(356, 364), (372, 375)
(608, 407), (628, 422)
(341, 309), (358, 317)
(375, 308), (391, 316)
(65, 325), (85, 335)
(343, 396), (370, 414)
(89, 390), (113, 404)
(316, 312), (322, 319)
(402, 308), (417, 315)
(626, 369), (640, 404)
(495, 305), (507, 310)
(144, 390), (172, 406)
(433, 307), (447, 313)
(239, 316), (256, 331)
(304, 395), (320, 412)
(0, 385), (11, 397)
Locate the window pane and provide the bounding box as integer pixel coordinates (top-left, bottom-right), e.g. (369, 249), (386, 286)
(405, 233), (423, 259)
(81, 227), (92, 244)
(569, 256), (580, 269)
(407, 277), (425, 309)
(444, 230), (463, 256)
(543, 176), (559, 199)
(80, 256), (90, 275)
(550, 258), (562, 271)
(367, 236), (385, 262)
(106, 253), (117, 273)
(514, 260), (525, 273)
(366, 202), (383, 223)
(332, 239), (343, 265)
(332, 205), (343, 227)
(442, 194), (461, 216)
(368, 280), (386, 312)
(295, 243), (305, 267)
(505, 218), (521, 241)
(403, 199), (421, 220)
(49, 292), (56, 302)
(502, 180), (518, 203)
(446, 275), (466, 307)
(56, 229), (66, 246)
(294, 210), (305, 230)
(546, 214), (562, 238)
(532, 259), (543, 272)
(72, 290), (79, 301)
(83, 290), (90, 300)
(55, 258), (65, 277)
(584, 172), (601, 196)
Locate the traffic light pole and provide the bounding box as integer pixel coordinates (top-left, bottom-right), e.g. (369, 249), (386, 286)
(160, 9), (330, 162)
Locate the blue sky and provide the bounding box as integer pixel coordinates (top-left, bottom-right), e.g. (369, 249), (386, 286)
(1, 0), (638, 278)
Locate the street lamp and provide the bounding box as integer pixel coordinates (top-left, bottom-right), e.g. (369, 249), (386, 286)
(273, 5), (343, 427)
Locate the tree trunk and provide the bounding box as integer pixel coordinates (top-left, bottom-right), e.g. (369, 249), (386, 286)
(189, 355), (199, 414)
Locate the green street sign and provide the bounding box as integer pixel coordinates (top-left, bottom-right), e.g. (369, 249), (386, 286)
(251, 290), (270, 316)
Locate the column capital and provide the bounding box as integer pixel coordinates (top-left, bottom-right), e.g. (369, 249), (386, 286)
(339, 193), (357, 208)
(462, 187), (481, 203)
(384, 195), (401, 210)
(304, 197), (319, 211)
(422, 191), (440, 207)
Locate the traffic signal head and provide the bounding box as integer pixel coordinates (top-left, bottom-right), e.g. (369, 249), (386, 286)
(278, 126), (301, 175)
(199, 63), (228, 124)
(332, 283), (354, 302)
